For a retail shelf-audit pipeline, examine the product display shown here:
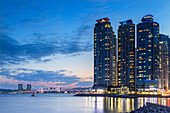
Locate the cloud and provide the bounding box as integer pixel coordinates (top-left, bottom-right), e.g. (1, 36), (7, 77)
(0, 68), (92, 89)
(76, 81), (92, 87)
(0, 68), (79, 83)
(0, 75), (65, 87)
(0, 24), (92, 66)
(0, 0), (93, 66)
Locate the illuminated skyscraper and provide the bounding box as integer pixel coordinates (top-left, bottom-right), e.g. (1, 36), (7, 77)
(136, 14), (159, 91)
(27, 84), (31, 91)
(118, 19), (136, 91)
(93, 17), (117, 89)
(158, 41), (169, 91)
(159, 34), (170, 91)
(18, 84), (23, 91)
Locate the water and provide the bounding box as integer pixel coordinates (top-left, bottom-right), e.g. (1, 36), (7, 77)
(0, 94), (170, 113)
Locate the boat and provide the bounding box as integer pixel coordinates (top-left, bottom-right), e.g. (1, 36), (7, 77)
(31, 92), (35, 97)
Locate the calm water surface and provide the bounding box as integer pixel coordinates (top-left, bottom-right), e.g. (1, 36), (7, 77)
(0, 94), (170, 113)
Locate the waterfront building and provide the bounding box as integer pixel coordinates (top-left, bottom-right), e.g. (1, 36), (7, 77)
(159, 34), (170, 91)
(158, 41), (169, 91)
(93, 17), (117, 89)
(27, 84), (31, 91)
(136, 14), (159, 92)
(18, 84), (23, 91)
(117, 19), (136, 91)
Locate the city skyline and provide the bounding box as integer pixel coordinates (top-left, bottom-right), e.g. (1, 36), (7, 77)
(93, 15), (170, 92)
(0, 0), (170, 89)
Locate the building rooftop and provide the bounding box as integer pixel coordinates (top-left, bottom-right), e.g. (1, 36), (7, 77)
(96, 17), (110, 23)
(119, 19), (133, 25)
(141, 14), (154, 22)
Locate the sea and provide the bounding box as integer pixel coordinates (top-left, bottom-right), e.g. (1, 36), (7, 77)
(0, 94), (170, 113)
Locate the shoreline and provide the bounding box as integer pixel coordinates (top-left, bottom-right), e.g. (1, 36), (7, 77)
(131, 102), (170, 112)
(74, 94), (170, 98)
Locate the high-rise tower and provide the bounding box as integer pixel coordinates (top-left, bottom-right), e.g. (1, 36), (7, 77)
(18, 84), (23, 91)
(158, 41), (169, 91)
(93, 17), (117, 89)
(159, 34), (170, 91)
(118, 19), (136, 91)
(136, 14), (159, 91)
(27, 84), (32, 91)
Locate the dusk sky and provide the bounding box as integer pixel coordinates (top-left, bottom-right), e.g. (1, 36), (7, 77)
(0, 0), (170, 89)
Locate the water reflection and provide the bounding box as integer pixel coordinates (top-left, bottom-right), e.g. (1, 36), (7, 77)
(86, 97), (170, 113)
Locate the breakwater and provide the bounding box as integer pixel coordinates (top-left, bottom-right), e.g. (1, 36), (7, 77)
(131, 102), (170, 113)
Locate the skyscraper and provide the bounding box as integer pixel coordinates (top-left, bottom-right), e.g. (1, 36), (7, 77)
(18, 84), (23, 91)
(118, 19), (136, 91)
(158, 41), (169, 91)
(136, 14), (159, 91)
(93, 17), (117, 89)
(159, 34), (170, 91)
(27, 84), (31, 91)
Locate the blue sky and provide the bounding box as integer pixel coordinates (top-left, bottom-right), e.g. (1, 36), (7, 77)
(0, 0), (170, 89)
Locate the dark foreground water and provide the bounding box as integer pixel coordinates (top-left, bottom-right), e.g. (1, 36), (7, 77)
(0, 94), (170, 113)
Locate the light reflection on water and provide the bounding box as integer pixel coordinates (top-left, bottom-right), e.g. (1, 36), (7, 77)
(86, 96), (170, 113)
(0, 94), (170, 113)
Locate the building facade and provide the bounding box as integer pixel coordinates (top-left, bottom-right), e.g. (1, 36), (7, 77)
(136, 14), (159, 92)
(118, 19), (136, 91)
(93, 17), (117, 89)
(159, 34), (170, 91)
(27, 84), (32, 91)
(18, 84), (23, 91)
(158, 41), (169, 91)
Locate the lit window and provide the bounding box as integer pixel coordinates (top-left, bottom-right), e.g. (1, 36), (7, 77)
(153, 23), (157, 25)
(149, 35), (152, 37)
(149, 66), (151, 69)
(139, 66), (142, 69)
